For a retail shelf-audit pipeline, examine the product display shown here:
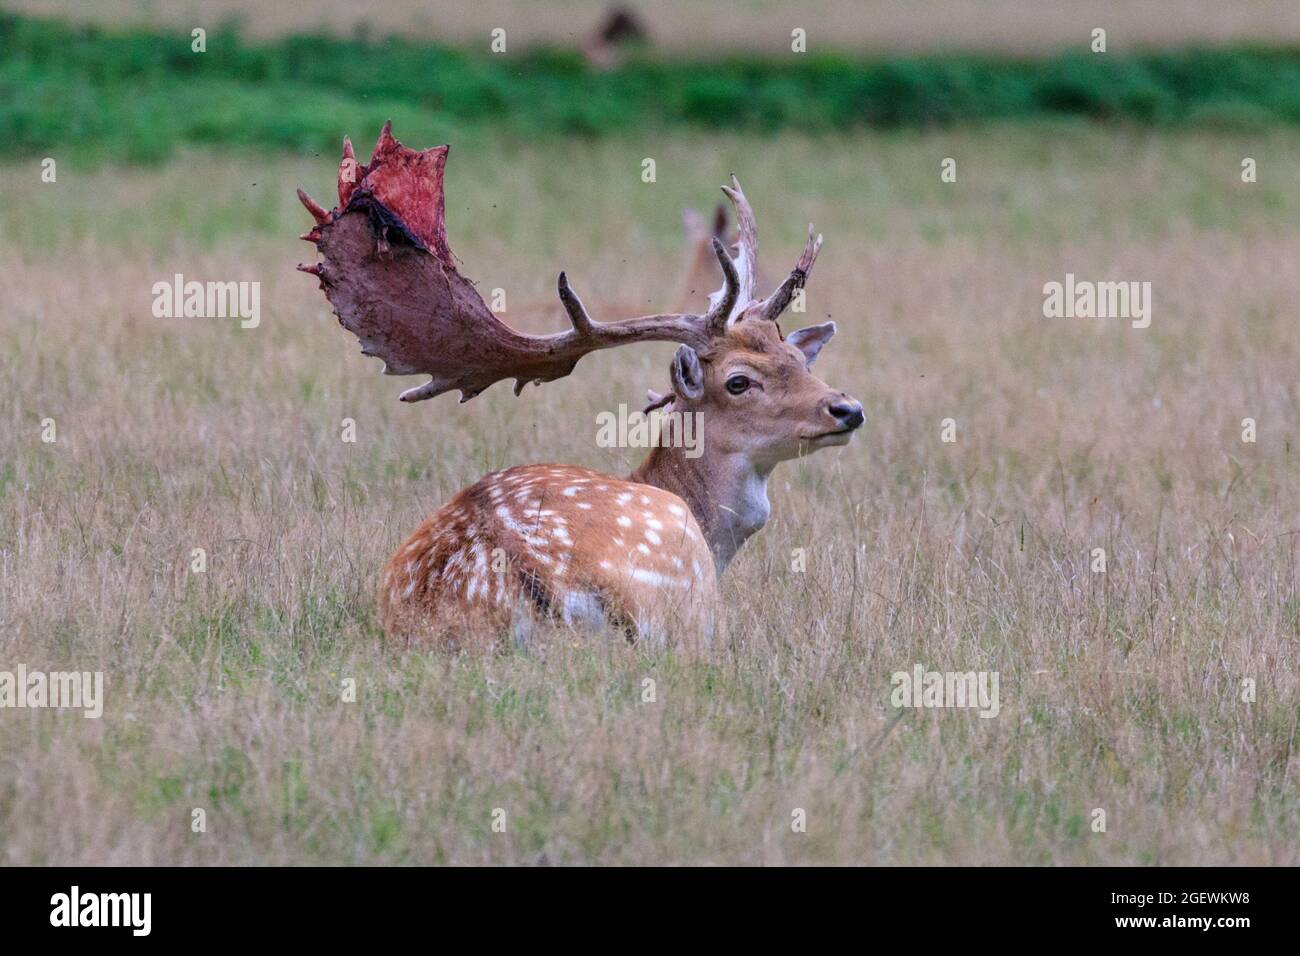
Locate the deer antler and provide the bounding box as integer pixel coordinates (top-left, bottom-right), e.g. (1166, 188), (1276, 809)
(296, 122), (740, 403)
(708, 174), (822, 329)
(758, 224), (823, 322)
(717, 174), (758, 315)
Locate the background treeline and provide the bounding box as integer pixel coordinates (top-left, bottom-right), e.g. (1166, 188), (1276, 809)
(5, 12), (1300, 161)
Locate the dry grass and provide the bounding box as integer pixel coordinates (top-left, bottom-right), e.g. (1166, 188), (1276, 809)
(2, 127), (1298, 864)
(9, 0), (1300, 52)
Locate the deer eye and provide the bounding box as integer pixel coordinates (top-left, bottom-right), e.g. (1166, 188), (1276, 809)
(725, 374), (751, 395)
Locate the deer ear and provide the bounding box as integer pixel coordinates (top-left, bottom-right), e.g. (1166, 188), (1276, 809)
(786, 321), (836, 368)
(670, 345), (705, 400)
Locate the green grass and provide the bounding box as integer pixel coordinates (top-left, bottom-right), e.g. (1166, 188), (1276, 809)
(5, 12), (1300, 163)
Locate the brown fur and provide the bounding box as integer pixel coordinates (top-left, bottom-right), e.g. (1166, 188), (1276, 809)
(378, 464), (717, 646)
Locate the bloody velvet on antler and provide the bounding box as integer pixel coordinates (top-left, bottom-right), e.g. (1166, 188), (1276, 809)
(296, 122), (819, 403)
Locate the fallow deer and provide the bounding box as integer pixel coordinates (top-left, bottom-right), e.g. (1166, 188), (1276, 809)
(296, 123), (864, 647)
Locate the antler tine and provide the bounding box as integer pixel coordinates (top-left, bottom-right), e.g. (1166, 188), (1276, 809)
(705, 237), (740, 335)
(297, 187), (330, 225)
(760, 223), (824, 323)
(338, 136), (360, 206)
(719, 173), (758, 309)
(556, 271), (595, 336)
(797, 221), (824, 273)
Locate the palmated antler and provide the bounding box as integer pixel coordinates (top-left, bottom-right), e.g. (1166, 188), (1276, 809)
(296, 123), (821, 403)
(296, 122), (738, 402)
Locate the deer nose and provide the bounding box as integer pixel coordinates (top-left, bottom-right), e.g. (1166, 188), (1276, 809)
(828, 399), (865, 431)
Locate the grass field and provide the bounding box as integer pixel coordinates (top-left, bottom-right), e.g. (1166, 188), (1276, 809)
(2, 126), (1298, 864)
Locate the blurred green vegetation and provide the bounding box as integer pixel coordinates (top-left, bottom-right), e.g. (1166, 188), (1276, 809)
(4, 11), (1300, 163)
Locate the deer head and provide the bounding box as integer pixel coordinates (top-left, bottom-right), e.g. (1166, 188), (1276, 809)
(297, 123), (863, 570)
(652, 178), (862, 472)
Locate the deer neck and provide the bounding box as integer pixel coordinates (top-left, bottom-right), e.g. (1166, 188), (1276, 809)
(629, 441), (773, 575)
